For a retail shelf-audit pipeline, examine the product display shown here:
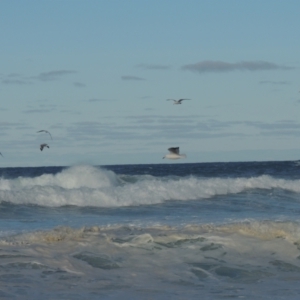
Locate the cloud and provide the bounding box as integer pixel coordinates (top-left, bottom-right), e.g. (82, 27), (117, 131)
(1, 73), (32, 85)
(73, 82), (86, 88)
(46, 116), (300, 156)
(59, 109), (81, 115)
(86, 98), (116, 102)
(35, 70), (77, 81)
(0, 121), (29, 137)
(136, 64), (171, 70)
(66, 121), (144, 143)
(181, 60), (293, 74)
(23, 109), (55, 114)
(124, 115), (300, 141)
(2, 79), (31, 85)
(0, 121), (26, 129)
(22, 103), (57, 114)
(121, 115), (241, 141)
(121, 75), (145, 81)
(246, 120), (300, 131)
(1, 70), (77, 85)
(259, 80), (290, 85)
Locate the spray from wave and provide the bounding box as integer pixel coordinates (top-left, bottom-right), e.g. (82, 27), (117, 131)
(0, 165), (300, 207)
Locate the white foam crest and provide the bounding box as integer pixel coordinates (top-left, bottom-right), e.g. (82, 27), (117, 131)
(1, 168), (300, 207)
(0, 165), (119, 191)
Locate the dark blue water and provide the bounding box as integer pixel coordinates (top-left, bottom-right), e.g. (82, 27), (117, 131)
(0, 161), (299, 235)
(1, 160), (299, 178)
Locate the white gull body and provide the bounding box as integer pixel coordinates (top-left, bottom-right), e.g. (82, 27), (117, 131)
(163, 147), (186, 160)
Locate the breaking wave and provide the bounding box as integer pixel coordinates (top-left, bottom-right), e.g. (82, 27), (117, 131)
(0, 165), (300, 207)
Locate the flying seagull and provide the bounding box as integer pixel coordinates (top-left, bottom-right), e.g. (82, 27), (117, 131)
(167, 98), (190, 105)
(163, 147), (186, 160)
(37, 130), (52, 139)
(40, 143), (49, 151)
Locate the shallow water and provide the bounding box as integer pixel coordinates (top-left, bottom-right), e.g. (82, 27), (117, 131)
(0, 161), (300, 299)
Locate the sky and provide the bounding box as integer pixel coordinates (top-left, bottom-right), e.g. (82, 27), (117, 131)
(1, 0), (300, 167)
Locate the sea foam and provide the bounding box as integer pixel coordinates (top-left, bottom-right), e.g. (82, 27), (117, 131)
(0, 165), (300, 207)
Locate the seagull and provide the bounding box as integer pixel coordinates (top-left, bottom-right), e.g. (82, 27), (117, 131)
(167, 98), (190, 105)
(40, 143), (49, 151)
(37, 130), (52, 139)
(163, 147), (186, 160)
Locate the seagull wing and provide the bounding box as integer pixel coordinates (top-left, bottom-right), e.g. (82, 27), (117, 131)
(168, 147), (180, 154)
(37, 130), (52, 139)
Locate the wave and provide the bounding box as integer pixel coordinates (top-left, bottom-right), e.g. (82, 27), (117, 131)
(1, 220), (300, 299)
(0, 165), (300, 207)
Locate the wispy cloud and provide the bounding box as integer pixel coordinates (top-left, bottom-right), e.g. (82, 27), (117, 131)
(121, 75), (146, 81)
(0, 121), (26, 129)
(136, 64), (171, 70)
(246, 120), (300, 131)
(0, 121), (29, 137)
(2, 79), (32, 85)
(35, 70), (77, 81)
(23, 109), (55, 114)
(22, 103), (57, 114)
(1, 70), (77, 85)
(124, 115), (300, 140)
(259, 80), (290, 85)
(1, 73), (32, 85)
(181, 60), (293, 74)
(73, 82), (86, 88)
(85, 98), (117, 102)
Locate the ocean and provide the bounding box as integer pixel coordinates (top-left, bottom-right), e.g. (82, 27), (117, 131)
(0, 161), (300, 299)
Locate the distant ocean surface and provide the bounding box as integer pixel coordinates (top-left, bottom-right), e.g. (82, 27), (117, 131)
(1, 161), (300, 299)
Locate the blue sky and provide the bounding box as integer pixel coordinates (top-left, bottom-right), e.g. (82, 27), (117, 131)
(1, 0), (300, 167)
